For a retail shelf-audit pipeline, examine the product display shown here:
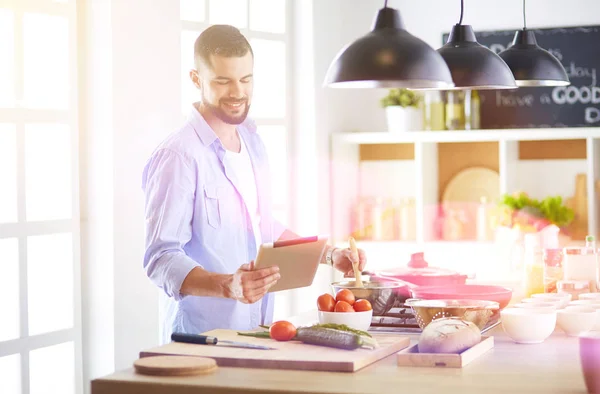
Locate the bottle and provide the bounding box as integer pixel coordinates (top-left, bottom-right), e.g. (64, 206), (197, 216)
(524, 233), (545, 297)
(445, 91), (466, 130)
(423, 91), (445, 131)
(464, 90), (481, 130)
(543, 248), (564, 293)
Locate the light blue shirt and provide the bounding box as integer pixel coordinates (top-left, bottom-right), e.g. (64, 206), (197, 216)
(142, 105), (285, 343)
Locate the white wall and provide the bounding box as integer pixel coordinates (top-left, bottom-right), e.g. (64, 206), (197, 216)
(79, 0), (182, 390)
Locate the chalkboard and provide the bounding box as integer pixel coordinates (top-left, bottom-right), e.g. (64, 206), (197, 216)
(442, 25), (600, 129)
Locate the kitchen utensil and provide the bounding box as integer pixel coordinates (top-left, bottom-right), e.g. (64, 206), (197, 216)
(331, 279), (406, 315)
(396, 336), (494, 368)
(171, 333), (277, 350)
(348, 237), (364, 288)
(530, 292), (572, 308)
(133, 355), (218, 376)
(318, 309), (373, 331)
(409, 284), (513, 310)
(442, 167), (500, 204)
(405, 299), (499, 330)
(143, 329), (411, 373)
(500, 308), (557, 344)
(370, 252), (468, 287)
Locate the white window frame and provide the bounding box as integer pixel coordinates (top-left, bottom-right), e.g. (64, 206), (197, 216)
(180, 0), (294, 229)
(0, 1), (82, 393)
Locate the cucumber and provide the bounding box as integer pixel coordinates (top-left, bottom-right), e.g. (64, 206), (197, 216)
(295, 327), (377, 350)
(309, 323), (372, 338)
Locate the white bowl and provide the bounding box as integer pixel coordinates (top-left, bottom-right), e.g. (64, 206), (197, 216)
(567, 302), (600, 330)
(514, 302), (557, 311)
(579, 293), (600, 302)
(318, 309), (373, 331)
(520, 298), (563, 309)
(531, 293), (572, 308)
(500, 307), (557, 344)
(557, 306), (597, 337)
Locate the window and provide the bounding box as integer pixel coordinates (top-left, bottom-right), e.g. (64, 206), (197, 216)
(0, 1), (81, 393)
(180, 0), (292, 226)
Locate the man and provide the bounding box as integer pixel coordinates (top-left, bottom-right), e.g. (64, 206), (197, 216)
(142, 24), (367, 343)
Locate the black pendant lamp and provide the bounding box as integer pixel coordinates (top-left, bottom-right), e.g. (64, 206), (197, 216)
(437, 0), (517, 90)
(498, 0), (570, 87)
(324, 0), (454, 89)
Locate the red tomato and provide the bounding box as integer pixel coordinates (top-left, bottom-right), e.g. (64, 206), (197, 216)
(335, 289), (356, 305)
(353, 299), (373, 312)
(317, 293), (336, 312)
(269, 321), (297, 341)
(334, 301), (355, 312)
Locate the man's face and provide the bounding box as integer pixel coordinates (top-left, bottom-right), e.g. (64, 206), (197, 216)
(193, 52), (254, 125)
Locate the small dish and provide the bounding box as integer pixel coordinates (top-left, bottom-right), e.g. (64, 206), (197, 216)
(520, 298), (563, 309)
(579, 293), (600, 302)
(318, 309), (373, 332)
(531, 293), (572, 308)
(567, 302), (600, 330)
(513, 302), (557, 311)
(556, 306), (597, 337)
(500, 307), (557, 344)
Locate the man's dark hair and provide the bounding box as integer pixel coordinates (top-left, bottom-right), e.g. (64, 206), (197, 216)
(194, 25), (253, 69)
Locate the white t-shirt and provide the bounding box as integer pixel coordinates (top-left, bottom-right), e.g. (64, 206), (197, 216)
(224, 135), (262, 254)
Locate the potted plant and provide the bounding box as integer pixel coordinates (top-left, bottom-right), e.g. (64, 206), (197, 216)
(380, 88), (423, 132)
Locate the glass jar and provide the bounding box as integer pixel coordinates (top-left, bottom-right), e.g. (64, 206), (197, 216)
(563, 237), (599, 293)
(543, 248), (564, 293)
(423, 91), (445, 131)
(524, 234), (545, 297)
(557, 280), (590, 301)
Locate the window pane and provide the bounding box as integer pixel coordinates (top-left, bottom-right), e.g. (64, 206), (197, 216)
(209, 0), (247, 28)
(30, 342), (74, 394)
(0, 238), (19, 342)
(249, 39), (286, 119)
(258, 125), (287, 206)
(250, 0), (285, 33)
(181, 30), (200, 115)
(23, 13), (69, 109)
(0, 9), (15, 107)
(0, 124), (18, 223)
(28, 233), (73, 336)
(0, 354), (21, 394)
(181, 0), (205, 21)
(25, 123), (72, 221)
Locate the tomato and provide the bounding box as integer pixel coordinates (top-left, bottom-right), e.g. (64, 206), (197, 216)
(353, 299), (373, 312)
(269, 321), (297, 341)
(335, 289), (356, 305)
(334, 300), (355, 312)
(317, 293), (336, 312)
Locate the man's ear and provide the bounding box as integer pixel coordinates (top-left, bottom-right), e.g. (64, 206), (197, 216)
(189, 69), (202, 90)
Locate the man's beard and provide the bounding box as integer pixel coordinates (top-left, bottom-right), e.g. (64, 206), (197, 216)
(203, 94), (250, 125)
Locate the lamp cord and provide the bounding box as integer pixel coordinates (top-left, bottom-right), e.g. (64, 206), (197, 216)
(384, 0), (388, 7)
(523, 0), (527, 29)
(458, 0), (464, 25)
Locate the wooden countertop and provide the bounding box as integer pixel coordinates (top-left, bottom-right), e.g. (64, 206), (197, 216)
(91, 317), (590, 394)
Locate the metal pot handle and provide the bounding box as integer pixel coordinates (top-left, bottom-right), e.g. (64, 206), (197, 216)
(404, 298), (422, 307)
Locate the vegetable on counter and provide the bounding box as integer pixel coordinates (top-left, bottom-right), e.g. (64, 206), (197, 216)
(418, 317), (482, 354)
(237, 321), (378, 350)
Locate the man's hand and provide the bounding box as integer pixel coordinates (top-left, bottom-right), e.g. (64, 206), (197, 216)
(225, 262), (280, 304)
(332, 247), (367, 277)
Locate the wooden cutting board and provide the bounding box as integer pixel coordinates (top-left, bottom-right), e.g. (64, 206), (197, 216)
(140, 329), (410, 373)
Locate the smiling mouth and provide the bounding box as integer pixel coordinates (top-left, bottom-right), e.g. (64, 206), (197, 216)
(223, 101), (246, 110)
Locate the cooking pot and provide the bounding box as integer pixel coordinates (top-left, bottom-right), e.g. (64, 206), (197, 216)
(369, 252), (468, 287)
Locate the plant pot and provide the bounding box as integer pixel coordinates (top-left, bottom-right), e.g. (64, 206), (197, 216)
(385, 106), (423, 132)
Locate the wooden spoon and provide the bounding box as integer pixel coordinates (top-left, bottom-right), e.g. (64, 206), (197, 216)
(348, 237), (364, 288)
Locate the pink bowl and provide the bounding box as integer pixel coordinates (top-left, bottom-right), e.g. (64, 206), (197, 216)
(409, 284), (513, 310)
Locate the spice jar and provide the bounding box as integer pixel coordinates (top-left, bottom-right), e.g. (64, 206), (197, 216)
(543, 248), (564, 293)
(557, 280), (590, 301)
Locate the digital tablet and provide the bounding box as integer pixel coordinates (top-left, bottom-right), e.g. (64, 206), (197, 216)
(253, 235), (330, 293)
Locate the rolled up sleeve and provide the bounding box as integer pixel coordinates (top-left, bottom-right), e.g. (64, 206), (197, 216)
(142, 148), (199, 301)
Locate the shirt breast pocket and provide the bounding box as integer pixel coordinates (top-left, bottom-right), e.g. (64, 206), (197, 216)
(203, 185), (221, 229)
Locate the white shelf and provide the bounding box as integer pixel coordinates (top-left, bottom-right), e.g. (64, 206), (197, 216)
(328, 127), (600, 248)
(334, 127), (600, 144)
